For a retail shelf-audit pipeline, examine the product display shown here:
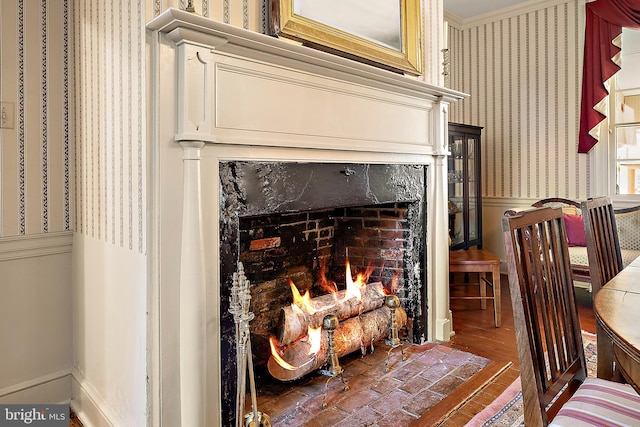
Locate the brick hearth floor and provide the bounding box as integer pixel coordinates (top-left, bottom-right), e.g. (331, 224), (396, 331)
(248, 342), (491, 426)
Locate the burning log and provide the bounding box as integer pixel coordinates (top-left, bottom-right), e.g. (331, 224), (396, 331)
(268, 305), (407, 381)
(277, 281), (386, 346)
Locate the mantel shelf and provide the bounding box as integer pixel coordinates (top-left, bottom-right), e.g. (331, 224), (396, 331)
(147, 8), (467, 104)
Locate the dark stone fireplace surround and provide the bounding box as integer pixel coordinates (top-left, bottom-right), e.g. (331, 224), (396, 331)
(219, 161), (428, 425)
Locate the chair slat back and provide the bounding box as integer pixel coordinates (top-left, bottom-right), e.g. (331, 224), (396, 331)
(581, 196), (623, 295)
(502, 207), (586, 426)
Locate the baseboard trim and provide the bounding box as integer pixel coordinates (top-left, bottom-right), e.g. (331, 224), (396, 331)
(0, 231), (73, 261)
(71, 369), (123, 427)
(0, 369), (72, 404)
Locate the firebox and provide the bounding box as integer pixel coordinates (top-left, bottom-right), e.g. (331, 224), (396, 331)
(219, 161), (428, 425)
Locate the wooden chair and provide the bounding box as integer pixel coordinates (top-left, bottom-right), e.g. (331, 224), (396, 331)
(581, 196), (625, 382)
(532, 198), (591, 282)
(532, 197), (582, 212)
(502, 207), (640, 426)
(581, 196), (624, 296)
(449, 249), (501, 327)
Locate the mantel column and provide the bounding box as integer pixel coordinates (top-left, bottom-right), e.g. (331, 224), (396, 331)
(432, 99), (453, 342)
(179, 140), (206, 427)
(432, 153), (453, 341)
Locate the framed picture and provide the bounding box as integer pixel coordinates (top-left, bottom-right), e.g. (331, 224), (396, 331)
(269, 0), (423, 76)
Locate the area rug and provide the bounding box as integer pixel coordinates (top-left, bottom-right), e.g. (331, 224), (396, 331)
(465, 331), (597, 427)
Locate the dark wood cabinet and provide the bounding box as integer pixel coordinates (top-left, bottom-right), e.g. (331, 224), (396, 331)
(448, 123), (483, 250)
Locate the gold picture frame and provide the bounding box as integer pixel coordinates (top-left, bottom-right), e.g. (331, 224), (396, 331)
(269, 0), (423, 76)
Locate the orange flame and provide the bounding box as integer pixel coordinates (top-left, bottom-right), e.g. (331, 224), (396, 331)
(269, 336), (298, 371)
(317, 262), (338, 294)
(307, 326), (322, 355)
(344, 260), (373, 301)
(269, 326), (320, 371)
(289, 279), (316, 315)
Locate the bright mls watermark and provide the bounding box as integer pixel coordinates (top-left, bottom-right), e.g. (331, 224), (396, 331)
(0, 405), (67, 426)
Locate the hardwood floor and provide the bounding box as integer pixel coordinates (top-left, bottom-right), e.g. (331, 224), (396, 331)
(69, 411), (83, 427)
(439, 273), (596, 426)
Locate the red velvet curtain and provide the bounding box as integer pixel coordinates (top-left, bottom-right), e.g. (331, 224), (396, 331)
(579, 0), (640, 153)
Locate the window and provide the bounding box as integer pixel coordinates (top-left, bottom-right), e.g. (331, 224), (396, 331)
(614, 105), (640, 195)
(613, 29), (640, 195)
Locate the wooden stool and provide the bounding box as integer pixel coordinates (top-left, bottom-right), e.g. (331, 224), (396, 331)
(449, 249), (501, 327)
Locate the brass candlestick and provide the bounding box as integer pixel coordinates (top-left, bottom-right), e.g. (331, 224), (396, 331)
(384, 295), (406, 372)
(184, 0), (196, 13)
(319, 314), (349, 409)
(442, 48), (450, 87)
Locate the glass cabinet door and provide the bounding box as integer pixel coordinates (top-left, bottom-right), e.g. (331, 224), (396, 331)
(467, 135), (478, 242)
(448, 136), (465, 247)
(448, 123), (483, 250)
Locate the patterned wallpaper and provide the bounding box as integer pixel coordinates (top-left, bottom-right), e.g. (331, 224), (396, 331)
(69, 0), (316, 254)
(1, 0), (441, 248)
(71, 0), (146, 254)
(0, 0), (71, 237)
(447, 0), (590, 201)
(148, 0), (264, 30)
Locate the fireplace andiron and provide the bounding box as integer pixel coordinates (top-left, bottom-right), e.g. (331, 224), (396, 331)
(230, 263), (272, 427)
(384, 295), (406, 372)
(319, 314), (350, 409)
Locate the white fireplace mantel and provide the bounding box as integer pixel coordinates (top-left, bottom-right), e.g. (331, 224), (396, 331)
(147, 8), (467, 426)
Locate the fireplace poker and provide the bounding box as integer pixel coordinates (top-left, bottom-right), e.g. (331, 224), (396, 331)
(230, 263), (271, 427)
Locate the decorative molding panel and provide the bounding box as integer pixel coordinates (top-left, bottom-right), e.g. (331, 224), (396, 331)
(152, 9), (464, 154)
(0, 231), (72, 261)
(0, 369), (71, 403)
(482, 195), (542, 208)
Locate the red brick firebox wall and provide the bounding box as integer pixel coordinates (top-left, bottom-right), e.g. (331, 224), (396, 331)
(239, 202), (410, 365)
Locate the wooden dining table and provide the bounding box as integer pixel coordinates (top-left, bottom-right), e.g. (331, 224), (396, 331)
(593, 255), (640, 393)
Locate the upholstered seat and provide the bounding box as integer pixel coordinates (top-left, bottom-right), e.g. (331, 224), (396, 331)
(502, 207), (640, 426)
(551, 378), (640, 426)
(615, 208), (640, 251)
(532, 198), (640, 287)
(567, 246), (640, 272)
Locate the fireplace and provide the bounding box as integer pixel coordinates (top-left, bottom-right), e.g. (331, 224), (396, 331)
(148, 8), (466, 427)
(218, 161), (428, 424)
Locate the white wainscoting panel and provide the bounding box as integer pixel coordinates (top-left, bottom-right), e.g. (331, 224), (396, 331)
(0, 233), (72, 403)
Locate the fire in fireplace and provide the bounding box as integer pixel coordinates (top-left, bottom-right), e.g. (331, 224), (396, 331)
(265, 260), (407, 382)
(219, 161), (428, 425)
